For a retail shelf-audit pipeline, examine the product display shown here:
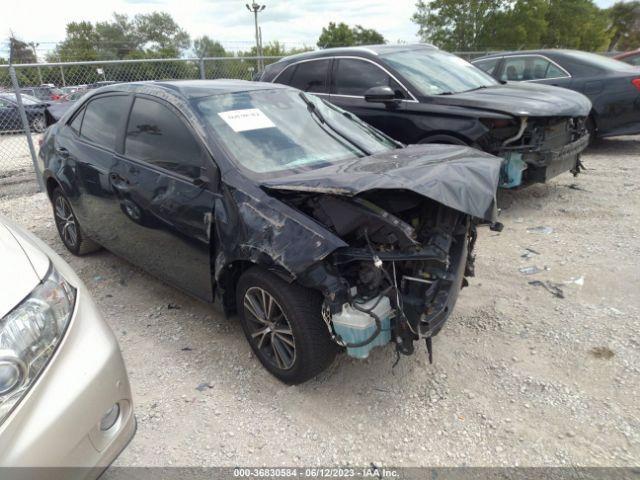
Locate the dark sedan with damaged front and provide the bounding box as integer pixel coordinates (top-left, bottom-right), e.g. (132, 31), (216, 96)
(39, 80), (501, 384)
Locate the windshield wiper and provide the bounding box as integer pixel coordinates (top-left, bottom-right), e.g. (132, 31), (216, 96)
(299, 91), (327, 124)
(298, 92), (372, 156)
(461, 85), (489, 93)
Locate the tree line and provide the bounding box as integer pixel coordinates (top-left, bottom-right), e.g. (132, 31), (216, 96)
(2, 1), (638, 66)
(412, 0), (640, 52)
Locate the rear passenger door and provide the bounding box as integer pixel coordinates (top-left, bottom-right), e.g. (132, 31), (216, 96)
(54, 93), (132, 240)
(108, 95), (218, 301)
(329, 57), (411, 141)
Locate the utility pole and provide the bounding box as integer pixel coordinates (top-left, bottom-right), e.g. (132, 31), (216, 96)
(246, 2), (266, 71)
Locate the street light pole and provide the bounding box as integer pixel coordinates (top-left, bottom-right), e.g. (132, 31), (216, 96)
(246, 2), (266, 71)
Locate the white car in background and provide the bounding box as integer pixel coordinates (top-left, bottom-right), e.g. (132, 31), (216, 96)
(0, 216), (135, 478)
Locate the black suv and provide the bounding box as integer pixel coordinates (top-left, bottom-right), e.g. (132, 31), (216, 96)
(260, 44), (592, 189)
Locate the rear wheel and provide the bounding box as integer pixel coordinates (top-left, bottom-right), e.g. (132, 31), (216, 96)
(30, 116), (46, 133)
(236, 267), (337, 384)
(52, 188), (101, 256)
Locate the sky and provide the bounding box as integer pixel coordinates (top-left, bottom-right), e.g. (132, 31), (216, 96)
(0, 0), (631, 57)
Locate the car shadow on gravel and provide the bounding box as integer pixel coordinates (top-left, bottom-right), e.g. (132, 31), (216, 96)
(587, 136), (640, 155)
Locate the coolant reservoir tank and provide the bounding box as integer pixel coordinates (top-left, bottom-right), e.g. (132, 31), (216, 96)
(332, 296), (393, 359)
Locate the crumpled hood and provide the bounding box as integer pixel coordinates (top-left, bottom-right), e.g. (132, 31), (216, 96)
(431, 82), (592, 118)
(262, 144), (502, 222)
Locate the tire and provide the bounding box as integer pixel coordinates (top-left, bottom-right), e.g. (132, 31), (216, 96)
(236, 267), (337, 384)
(51, 187), (101, 256)
(586, 117), (597, 146)
(31, 116), (46, 133)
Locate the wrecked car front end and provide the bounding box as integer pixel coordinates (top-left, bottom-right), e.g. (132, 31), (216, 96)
(195, 85), (501, 378)
(438, 82), (593, 189)
(251, 144), (501, 361)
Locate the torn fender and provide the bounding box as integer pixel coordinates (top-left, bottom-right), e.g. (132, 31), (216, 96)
(262, 144), (502, 222)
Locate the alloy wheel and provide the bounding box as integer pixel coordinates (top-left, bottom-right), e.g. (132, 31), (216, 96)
(243, 287), (296, 370)
(54, 195), (78, 248)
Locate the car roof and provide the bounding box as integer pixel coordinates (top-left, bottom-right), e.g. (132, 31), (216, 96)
(473, 49), (584, 60)
(277, 43), (438, 63)
(105, 79), (289, 100)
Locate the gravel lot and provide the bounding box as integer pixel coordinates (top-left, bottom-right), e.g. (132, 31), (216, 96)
(1, 136), (639, 467)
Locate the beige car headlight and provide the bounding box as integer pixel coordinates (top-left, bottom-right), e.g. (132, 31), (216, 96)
(0, 264), (75, 425)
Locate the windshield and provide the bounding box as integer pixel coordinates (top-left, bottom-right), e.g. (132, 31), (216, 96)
(563, 50), (638, 72)
(194, 88), (397, 175)
(381, 49), (498, 95)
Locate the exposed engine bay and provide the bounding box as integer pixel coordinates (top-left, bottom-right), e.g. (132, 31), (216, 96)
(275, 189), (475, 362)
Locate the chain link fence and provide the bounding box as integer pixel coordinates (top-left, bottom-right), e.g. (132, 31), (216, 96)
(0, 56), (283, 186)
(0, 50), (621, 187)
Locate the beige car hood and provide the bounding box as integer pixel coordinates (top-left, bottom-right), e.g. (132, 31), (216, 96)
(0, 221), (50, 318)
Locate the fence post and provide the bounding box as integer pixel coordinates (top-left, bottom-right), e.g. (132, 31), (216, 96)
(59, 65), (66, 87)
(9, 66), (44, 192)
(199, 58), (205, 80)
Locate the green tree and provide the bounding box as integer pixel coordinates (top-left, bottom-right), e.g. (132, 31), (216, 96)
(318, 22), (355, 48)
(94, 14), (142, 59)
(317, 22), (386, 48)
(49, 21), (100, 62)
(9, 37), (37, 63)
(544, 0), (611, 51)
(482, 0), (549, 49)
(135, 12), (191, 58)
(193, 36), (227, 58)
(606, 1), (640, 51)
(412, 0), (506, 51)
(49, 12), (191, 62)
(353, 25), (386, 45)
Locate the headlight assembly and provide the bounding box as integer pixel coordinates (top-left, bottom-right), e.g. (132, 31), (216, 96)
(0, 264), (75, 425)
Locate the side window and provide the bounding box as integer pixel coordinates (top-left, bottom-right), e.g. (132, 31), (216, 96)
(287, 60), (330, 93)
(125, 97), (205, 179)
(474, 57), (499, 76)
(69, 107), (85, 134)
(545, 61), (568, 79)
(80, 96), (130, 149)
(502, 57), (526, 81)
(274, 65), (295, 86)
(502, 56), (569, 81)
(334, 59), (405, 97)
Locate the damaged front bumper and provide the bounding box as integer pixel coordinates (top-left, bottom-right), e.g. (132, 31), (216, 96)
(498, 118), (589, 188)
(309, 202), (475, 362)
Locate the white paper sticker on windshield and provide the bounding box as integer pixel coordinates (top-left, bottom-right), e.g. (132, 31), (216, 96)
(218, 108), (275, 132)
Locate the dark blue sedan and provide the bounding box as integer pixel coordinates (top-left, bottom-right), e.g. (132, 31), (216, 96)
(0, 93), (47, 134)
(473, 50), (640, 139)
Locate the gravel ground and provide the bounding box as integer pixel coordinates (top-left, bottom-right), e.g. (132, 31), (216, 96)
(1, 136), (639, 467)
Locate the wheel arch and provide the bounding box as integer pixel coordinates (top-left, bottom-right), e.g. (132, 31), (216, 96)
(215, 258), (296, 315)
(417, 132), (471, 146)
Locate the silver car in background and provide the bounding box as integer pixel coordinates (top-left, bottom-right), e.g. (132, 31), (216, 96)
(0, 216), (134, 478)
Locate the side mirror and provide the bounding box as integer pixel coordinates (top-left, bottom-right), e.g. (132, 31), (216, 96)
(364, 86), (397, 103)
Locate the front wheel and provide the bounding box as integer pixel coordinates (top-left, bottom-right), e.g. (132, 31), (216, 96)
(236, 267), (337, 384)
